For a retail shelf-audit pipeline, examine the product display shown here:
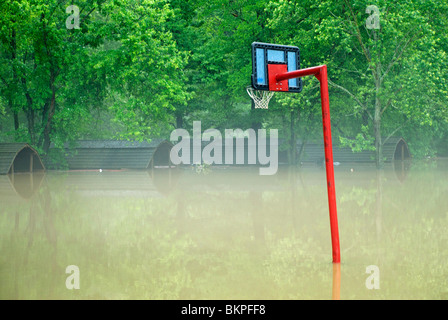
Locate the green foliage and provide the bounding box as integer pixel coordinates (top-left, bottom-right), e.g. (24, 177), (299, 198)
(0, 0), (189, 152)
(0, 96), (5, 115)
(0, 0), (447, 160)
(339, 125), (375, 152)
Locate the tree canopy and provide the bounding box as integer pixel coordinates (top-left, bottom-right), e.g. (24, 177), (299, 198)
(1, 0), (447, 165)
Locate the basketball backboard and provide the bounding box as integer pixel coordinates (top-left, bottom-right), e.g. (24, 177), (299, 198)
(251, 42), (303, 93)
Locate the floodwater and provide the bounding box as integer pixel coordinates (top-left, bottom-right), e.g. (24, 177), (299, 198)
(0, 160), (447, 300)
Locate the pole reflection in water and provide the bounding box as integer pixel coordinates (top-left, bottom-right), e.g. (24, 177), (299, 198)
(332, 263), (341, 300)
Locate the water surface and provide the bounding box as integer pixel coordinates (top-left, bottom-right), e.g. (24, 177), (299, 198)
(1, 160), (447, 299)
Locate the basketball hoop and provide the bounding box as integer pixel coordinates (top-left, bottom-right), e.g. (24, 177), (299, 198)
(246, 86), (274, 109)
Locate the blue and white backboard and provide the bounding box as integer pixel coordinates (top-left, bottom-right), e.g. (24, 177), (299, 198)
(251, 42), (303, 93)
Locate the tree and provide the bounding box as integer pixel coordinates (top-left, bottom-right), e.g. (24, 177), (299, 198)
(1, 0), (446, 161)
(266, 0), (448, 166)
(0, 0), (189, 152)
(103, 0), (190, 140)
(317, 0), (448, 167)
(264, 0), (344, 165)
(168, 0), (275, 132)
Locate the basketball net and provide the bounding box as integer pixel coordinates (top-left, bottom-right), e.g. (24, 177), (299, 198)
(246, 86), (274, 109)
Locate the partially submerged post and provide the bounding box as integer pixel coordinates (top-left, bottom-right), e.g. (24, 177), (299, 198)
(248, 42), (341, 263)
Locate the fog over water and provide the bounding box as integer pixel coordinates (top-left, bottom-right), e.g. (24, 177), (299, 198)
(1, 160), (447, 299)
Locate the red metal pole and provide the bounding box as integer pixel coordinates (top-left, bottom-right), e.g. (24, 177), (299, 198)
(275, 65), (341, 263)
(316, 66), (340, 263)
(275, 65), (324, 81)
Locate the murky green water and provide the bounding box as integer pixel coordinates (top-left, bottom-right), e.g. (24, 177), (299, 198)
(1, 160), (447, 300)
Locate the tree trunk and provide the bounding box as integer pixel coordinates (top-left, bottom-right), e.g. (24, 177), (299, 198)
(374, 60), (384, 169)
(42, 91), (56, 153)
(12, 101), (19, 131)
(374, 102), (383, 169)
(26, 108), (35, 144)
(10, 29), (20, 133)
(176, 111), (183, 129)
(297, 137), (307, 164)
(21, 76), (35, 143)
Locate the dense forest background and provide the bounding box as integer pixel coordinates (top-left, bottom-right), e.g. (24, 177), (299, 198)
(1, 0), (447, 168)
